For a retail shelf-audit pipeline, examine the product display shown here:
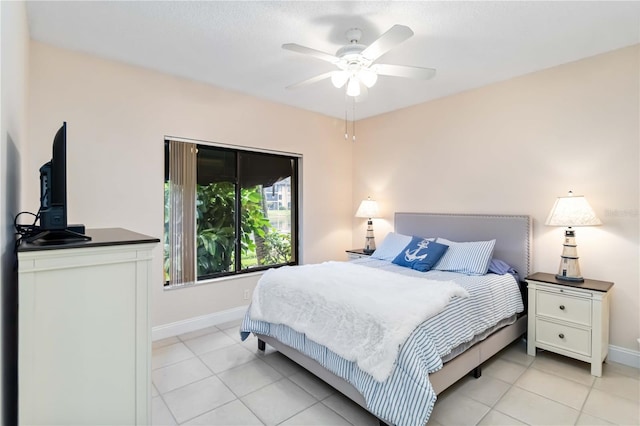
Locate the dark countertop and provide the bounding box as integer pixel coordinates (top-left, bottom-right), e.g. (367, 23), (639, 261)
(18, 228), (160, 252)
(345, 248), (371, 255)
(526, 272), (614, 293)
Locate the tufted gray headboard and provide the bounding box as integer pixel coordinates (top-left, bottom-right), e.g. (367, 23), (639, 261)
(394, 213), (532, 280)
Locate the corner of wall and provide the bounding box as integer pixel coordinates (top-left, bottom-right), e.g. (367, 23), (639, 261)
(1, 1), (30, 423)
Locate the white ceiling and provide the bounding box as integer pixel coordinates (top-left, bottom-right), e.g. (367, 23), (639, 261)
(26, 1), (640, 120)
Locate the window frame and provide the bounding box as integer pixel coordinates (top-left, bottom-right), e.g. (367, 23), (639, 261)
(164, 136), (301, 287)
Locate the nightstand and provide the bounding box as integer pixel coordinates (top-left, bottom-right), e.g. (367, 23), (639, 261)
(346, 248), (372, 260)
(526, 272), (613, 376)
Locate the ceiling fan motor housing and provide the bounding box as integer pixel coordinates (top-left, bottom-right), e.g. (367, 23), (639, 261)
(336, 44), (367, 61)
(337, 28), (371, 65)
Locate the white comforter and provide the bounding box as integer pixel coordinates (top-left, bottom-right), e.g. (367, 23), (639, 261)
(249, 261), (469, 381)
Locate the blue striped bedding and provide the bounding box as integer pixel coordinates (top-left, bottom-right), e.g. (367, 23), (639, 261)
(240, 258), (524, 426)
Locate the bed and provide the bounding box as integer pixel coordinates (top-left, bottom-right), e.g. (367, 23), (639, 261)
(241, 213), (531, 426)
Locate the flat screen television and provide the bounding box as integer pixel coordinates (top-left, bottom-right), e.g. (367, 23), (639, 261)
(25, 122), (90, 244)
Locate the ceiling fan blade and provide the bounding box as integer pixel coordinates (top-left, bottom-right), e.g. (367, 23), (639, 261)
(361, 25), (414, 62)
(373, 64), (436, 80)
(286, 72), (333, 90)
(282, 43), (340, 64)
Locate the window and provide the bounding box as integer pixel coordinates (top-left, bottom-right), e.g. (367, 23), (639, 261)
(164, 139), (299, 286)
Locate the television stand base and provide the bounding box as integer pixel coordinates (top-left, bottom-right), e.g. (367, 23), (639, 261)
(25, 228), (91, 245)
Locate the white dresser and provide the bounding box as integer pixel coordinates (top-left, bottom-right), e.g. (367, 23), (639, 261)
(526, 272), (613, 377)
(17, 228), (159, 425)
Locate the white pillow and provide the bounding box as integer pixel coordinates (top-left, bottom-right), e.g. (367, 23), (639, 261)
(433, 238), (496, 275)
(370, 232), (413, 261)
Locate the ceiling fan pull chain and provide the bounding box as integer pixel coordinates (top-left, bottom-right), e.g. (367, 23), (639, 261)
(352, 98), (356, 142)
(344, 102), (349, 140)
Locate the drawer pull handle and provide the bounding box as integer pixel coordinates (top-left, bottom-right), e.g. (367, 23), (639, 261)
(558, 333), (565, 339)
(559, 305), (565, 310)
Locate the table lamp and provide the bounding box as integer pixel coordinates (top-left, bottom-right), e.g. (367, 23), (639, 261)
(355, 197), (380, 254)
(545, 190), (602, 282)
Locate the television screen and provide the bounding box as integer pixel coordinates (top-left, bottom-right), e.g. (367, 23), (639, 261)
(39, 122), (67, 230)
(24, 122), (90, 244)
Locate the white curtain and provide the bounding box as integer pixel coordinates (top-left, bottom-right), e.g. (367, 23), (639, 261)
(168, 140), (197, 286)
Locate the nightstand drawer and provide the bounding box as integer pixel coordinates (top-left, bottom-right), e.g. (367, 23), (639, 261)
(536, 318), (591, 356)
(536, 291), (591, 326)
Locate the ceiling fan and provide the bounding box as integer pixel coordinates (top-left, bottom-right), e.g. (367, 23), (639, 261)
(283, 24), (436, 99)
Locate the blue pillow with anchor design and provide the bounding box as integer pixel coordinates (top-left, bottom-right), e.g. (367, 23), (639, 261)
(392, 237), (449, 272)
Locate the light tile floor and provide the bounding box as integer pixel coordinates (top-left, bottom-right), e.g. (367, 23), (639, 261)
(152, 320), (640, 425)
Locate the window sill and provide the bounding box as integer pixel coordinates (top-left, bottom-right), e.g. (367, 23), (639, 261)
(163, 270), (266, 291)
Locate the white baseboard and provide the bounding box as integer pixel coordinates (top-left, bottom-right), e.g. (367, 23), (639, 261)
(152, 305), (248, 341)
(608, 344), (640, 369)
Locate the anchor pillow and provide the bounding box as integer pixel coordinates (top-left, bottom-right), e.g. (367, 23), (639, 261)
(392, 237), (449, 272)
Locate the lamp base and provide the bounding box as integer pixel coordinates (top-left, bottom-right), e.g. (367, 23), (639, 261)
(363, 219), (376, 254)
(555, 274), (584, 282)
(555, 228), (584, 282)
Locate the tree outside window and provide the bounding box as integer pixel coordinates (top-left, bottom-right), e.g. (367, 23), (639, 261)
(164, 140), (298, 286)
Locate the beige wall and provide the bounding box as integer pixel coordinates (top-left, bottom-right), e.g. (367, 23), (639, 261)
(354, 45), (640, 351)
(24, 40), (640, 352)
(27, 42), (354, 327)
(1, 1), (29, 423)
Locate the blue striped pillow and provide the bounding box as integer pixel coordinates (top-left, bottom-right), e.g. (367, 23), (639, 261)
(371, 232), (413, 261)
(433, 238), (496, 275)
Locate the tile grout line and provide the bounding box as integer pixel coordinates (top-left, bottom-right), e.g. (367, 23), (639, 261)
(152, 341), (200, 371)
(231, 390), (267, 426)
(154, 343), (247, 395)
(482, 353), (567, 425)
(153, 333), (355, 425)
(479, 369), (517, 425)
(573, 369), (597, 424)
(223, 364), (285, 400)
(317, 398), (359, 426)
(241, 376), (317, 426)
(155, 389), (181, 426)
(167, 339), (270, 425)
(511, 362), (589, 422)
(154, 359), (235, 423)
(273, 400), (341, 426)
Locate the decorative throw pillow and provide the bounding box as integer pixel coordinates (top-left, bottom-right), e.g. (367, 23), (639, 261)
(488, 258), (515, 275)
(487, 258), (520, 282)
(371, 232), (413, 261)
(433, 238), (496, 275)
(392, 237), (449, 272)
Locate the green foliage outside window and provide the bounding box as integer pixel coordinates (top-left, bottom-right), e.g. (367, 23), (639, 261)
(262, 231), (292, 265)
(164, 181), (292, 282)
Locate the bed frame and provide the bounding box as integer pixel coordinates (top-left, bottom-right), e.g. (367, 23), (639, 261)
(256, 213), (531, 420)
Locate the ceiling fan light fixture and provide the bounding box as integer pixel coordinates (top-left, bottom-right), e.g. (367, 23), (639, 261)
(358, 68), (378, 88)
(346, 77), (361, 97)
(283, 24), (437, 101)
(331, 71), (349, 88)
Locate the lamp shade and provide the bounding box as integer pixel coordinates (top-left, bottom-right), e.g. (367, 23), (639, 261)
(545, 192), (602, 227)
(355, 198), (379, 218)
